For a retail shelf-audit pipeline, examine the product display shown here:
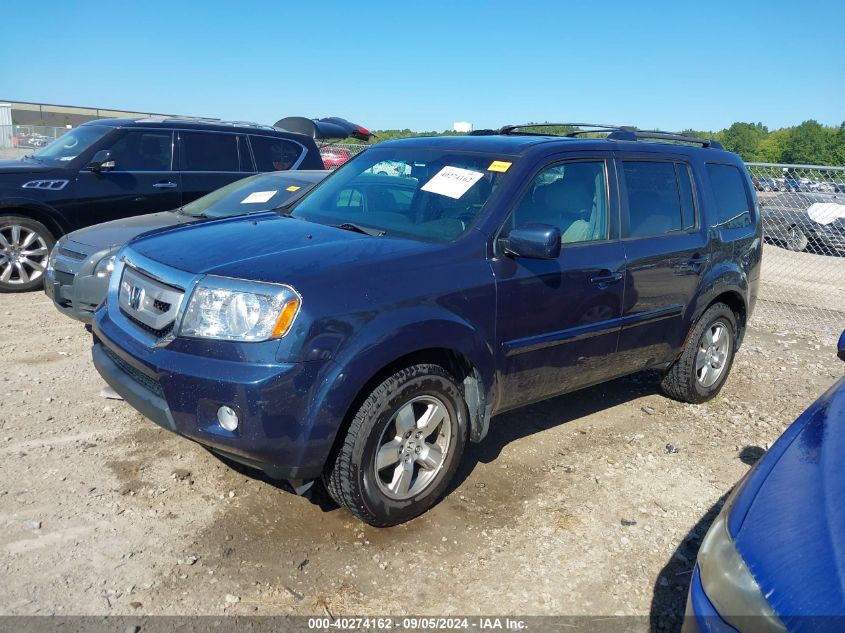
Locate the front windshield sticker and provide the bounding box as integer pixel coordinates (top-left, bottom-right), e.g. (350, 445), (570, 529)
(285, 185), (301, 192)
(420, 166), (485, 199)
(807, 202), (845, 225)
(241, 191), (277, 204)
(488, 160), (512, 173)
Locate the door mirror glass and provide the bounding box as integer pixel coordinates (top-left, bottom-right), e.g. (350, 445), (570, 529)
(838, 330), (845, 362)
(87, 149), (115, 172)
(505, 224), (561, 259)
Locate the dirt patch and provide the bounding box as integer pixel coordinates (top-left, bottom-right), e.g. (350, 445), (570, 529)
(0, 291), (842, 618)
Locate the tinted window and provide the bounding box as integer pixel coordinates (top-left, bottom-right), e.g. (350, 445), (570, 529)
(622, 161), (684, 237)
(250, 136), (303, 172)
(106, 130), (172, 171)
(677, 163), (697, 230)
(511, 161), (608, 244)
(180, 132), (239, 172)
(707, 163), (751, 228)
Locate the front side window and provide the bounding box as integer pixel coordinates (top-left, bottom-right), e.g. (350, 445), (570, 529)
(105, 130), (173, 171)
(31, 125), (111, 164)
(291, 147), (513, 242)
(707, 163), (752, 228)
(622, 161), (695, 238)
(250, 136), (303, 172)
(510, 161), (609, 244)
(180, 132), (240, 172)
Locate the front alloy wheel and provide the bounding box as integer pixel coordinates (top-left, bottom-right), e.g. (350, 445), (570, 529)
(324, 363), (468, 526)
(0, 216), (54, 292)
(374, 395), (453, 500)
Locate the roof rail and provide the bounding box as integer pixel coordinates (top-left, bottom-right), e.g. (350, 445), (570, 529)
(499, 122), (723, 149)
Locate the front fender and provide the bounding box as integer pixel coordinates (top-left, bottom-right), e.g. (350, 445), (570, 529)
(295, 308), (496, 473)
(0, 197), (70, 234)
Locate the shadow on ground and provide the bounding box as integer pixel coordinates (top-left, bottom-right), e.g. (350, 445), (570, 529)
(649, 445), (764, 632)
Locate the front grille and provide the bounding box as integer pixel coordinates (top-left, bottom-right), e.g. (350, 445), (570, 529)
(103, 345), (164, 398)
(121, 309), (176, 338)
(153, 299), (171, 312)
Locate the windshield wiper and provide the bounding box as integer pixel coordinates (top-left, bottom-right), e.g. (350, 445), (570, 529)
(332, 222), (386, 237)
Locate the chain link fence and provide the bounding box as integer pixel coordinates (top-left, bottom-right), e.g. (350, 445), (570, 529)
(747, 163), (845, 340)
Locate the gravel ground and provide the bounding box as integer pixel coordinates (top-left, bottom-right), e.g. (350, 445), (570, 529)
(0, 291), (842, 626)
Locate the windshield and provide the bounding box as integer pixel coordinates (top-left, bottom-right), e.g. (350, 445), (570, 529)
(31, 126), (111, 163)
(291, 147), (514, 242)
(181, 172), (324, 218)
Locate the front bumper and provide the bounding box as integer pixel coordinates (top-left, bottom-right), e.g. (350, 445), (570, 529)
(92, 308), (334, 480)
(45, 266), (109, 324)
(682, 567), (740, 633)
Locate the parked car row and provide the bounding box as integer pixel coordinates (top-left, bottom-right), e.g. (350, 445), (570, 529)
(0, 115), (369, 292)
(6, 119), (845, 629)
(752, 175), (843, 193)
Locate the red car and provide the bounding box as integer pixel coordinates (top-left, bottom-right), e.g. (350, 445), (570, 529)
(320, 146), (352, 169)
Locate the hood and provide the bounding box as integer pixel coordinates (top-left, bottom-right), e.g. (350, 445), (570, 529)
(732, 375), (845, 621)
(66, 211), (194, 250)
(128, 212), (430, 282)
(0, 158), (57, 175)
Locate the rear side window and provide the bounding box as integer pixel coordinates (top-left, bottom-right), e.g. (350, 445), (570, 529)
(707, 164), (752, 228)
(180, 132), (240, 172)
(106, 130), (172, 171)
(250, 136), (303, 172)
(622, 161), (696, 237)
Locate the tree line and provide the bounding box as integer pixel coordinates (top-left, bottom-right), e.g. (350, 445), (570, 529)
(351, 121), (845, 166)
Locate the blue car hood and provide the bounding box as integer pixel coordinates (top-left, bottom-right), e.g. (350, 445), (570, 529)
(732, 374), (845, 622)
(128, 212), (430, 282)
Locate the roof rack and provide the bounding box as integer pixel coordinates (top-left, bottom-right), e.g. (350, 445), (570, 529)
(498, 122), (723, 149)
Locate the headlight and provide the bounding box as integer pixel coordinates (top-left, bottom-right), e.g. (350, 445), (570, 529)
(178, 276), (300, 342)
(47, 243), (59, 274)
(698, 510), (786, 632)
(94, 254), (116, 278)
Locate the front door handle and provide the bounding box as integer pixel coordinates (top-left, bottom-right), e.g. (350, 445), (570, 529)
(153, 181), (178, 189)
(590, 271), (624, 288)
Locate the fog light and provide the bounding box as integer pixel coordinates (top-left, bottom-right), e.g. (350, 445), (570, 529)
(217, 406), (239, 431)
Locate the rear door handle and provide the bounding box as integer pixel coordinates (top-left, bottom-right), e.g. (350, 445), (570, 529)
(590, 271), (624, 288)
(153, 181), (178, 189)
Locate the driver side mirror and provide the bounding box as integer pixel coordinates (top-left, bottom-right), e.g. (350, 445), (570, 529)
(503, 224), (561, 259)
(838, 330), (845, 362)
(87, 149), (115, 172)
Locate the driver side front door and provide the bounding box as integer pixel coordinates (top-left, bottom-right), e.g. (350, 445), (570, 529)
(492, 155), (626, 411)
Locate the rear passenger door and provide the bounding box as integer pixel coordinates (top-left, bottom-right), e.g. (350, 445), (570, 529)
(178, 131), (253, 204)
(615, 156), (709, 374)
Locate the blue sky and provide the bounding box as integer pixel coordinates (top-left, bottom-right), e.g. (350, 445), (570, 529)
(2, 0), (843, 132)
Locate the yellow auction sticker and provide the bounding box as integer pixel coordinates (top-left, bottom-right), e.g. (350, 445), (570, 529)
(285, 185), (301, 192)
(488, 160), (512, 173)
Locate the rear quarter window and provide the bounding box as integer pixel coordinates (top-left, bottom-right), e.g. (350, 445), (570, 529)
(250, 136), (304, 172)
(706, 163), (752, 229)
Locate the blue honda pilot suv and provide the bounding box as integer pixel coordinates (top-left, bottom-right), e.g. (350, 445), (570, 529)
(92, 124), (761, 526)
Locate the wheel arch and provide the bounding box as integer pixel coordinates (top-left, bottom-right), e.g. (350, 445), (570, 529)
(0, 200), (69, 240)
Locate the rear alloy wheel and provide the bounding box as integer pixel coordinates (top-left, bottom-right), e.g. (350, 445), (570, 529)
(0, 216), (55, 293)
(785, 225), (808, 252)
(661, 302), (738, 404)
(324, 363), (468, 526)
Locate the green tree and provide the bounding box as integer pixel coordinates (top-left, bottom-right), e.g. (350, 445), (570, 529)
(782, 120), (833, 164)
(755, 128), (792, 163)
(720, 122), (768, 161)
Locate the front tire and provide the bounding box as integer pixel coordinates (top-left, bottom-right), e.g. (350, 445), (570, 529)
(661, 303), (738, 404)
(0, 215), (55, 293)
(324, 363), (468, 526)
(785, 225), (808, 252)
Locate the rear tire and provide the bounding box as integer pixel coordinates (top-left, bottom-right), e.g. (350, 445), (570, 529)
(324, 363), (468, 526)
(785, 225), (808, 252)
(0, 215), (56, 293)
(661, 303), (738, 404)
